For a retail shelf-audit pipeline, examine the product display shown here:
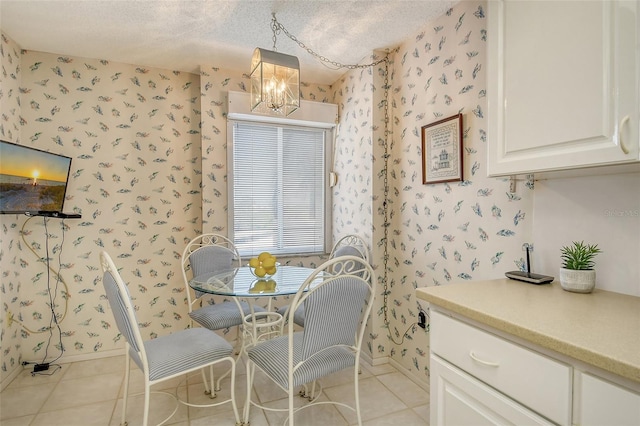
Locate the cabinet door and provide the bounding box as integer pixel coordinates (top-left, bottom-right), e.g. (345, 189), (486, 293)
(430, 310), (571, 425)
(577, 372), (640, 426)
(487, 0), (639, 176)
(430, 355), (554, 426)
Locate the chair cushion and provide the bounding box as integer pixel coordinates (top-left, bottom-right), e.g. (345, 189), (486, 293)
(333, 245), (364, 258)
(247, 333), (355, 389)
(276, 305), (306, 327)
(144, 327), (233, 381)
(190, 245), (236, 276)
(190, 300), (266, 330)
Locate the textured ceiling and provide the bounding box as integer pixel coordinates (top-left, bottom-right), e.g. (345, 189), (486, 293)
(1, 0), (455, 85)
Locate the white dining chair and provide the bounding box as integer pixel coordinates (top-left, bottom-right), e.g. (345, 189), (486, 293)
(181, 233), (265, 392)
(277, 234), (370, 327)
(329, 234), (370, 262)
(99, 251), (240, 426)
(243, 255), (376, 426)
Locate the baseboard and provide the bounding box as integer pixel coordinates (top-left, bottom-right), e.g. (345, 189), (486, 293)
(2, 349), (126, 390)
(360, 352), (389, 367)
(0, 365), (23, 392)
(359, 352), (429, 391)
(57, 348), (126, 364)
(6, 343), (430, 394)
(388, 357), (430, 391)
(20, 348), (125, 367)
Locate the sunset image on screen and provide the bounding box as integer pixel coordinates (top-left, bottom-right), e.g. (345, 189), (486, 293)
(0, 144), (69, 183)
(0, 141), (72, 213)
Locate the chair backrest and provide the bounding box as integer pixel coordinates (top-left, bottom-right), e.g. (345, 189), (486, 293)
(181, 233), (241, 308)
(329, 234), (369, 263)
(99, 251), (147, 370)
(329, 234), (369, 278)
(287, 255), (375, 361)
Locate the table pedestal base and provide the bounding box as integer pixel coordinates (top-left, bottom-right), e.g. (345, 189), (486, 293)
(242, 312), (283, 352)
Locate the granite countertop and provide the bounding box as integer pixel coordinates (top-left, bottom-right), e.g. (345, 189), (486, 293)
(416, 279), (640, 383)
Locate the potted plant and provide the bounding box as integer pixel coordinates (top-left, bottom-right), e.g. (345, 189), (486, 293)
(559, 241), (601, 293)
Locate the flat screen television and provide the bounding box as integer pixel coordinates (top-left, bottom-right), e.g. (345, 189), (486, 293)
(0, 140), (73, 216)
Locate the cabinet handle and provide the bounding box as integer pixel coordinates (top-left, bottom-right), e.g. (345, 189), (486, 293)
(469, 351), (500, 367)
(619, 115), (630, 155)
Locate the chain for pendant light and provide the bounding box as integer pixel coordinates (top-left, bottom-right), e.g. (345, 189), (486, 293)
(271, 13), (387, 69)
(270, 13), (419, 345)
(379, 58), (420, 346)
(271, 14), (279, 51)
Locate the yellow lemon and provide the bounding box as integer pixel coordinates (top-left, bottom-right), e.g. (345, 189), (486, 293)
(254, 266), (266, 277)
(265, 266), (277, 275)
(249, 257), (260, 268)
(262, 257), (276, 269)
(258, 251), (272, 262)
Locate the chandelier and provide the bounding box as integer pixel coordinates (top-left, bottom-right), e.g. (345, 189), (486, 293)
(250, 14), (300, 116)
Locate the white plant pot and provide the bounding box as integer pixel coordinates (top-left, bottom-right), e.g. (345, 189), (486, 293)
(559, 268), (596, 293)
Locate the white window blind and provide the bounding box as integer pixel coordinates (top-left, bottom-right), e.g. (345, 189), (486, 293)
(230, 121), (327, 256)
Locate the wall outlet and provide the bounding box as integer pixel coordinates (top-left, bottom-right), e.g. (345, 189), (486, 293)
(418, 311), (426, 329)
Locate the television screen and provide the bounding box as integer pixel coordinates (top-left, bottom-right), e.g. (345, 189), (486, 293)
(0, 140), (73, 215)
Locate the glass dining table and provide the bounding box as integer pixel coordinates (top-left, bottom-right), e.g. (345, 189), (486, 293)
(189, 265), (326, 349)
(189, 265), (324, 298)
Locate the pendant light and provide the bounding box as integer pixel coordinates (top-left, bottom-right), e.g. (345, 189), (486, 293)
(250, 14), (300, 116)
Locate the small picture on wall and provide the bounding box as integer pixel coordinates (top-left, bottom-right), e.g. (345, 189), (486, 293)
(421, 113), (463, 184)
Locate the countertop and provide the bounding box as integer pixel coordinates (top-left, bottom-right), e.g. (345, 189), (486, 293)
(416, 279), (640, 383)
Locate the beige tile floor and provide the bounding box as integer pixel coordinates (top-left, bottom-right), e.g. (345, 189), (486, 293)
(1, 355), (430, 425)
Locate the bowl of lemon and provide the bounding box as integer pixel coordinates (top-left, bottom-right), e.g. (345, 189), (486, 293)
(248, 252), (279, 279)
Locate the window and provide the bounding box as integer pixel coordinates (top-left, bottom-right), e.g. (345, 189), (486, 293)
(228, 121), (331, 257)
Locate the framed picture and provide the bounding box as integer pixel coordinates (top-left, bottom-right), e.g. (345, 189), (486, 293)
(421, 113), (463, 184)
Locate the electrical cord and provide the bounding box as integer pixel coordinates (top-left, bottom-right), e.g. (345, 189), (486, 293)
(41, 216), (65, 365)
(15, 216), (68, 369)
(13, 216), (70, 334)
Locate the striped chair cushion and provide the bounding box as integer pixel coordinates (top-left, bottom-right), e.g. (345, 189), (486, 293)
(189, 300), (265, 330)
(301, 277), (368, 358)
(190, 245), (235, 276)
(189, 246), (236, 298)
(275, 252), (368, 328)
(103, 271), (141, 354)
(276, 305), (306, 327)
(144, 327), (233, 381)
(250, 277), (368, 388)
(247, 333), (355, 389)
(333, 245), (364, 258)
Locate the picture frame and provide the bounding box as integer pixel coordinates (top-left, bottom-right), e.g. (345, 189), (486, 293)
(421, 113), (463, 184)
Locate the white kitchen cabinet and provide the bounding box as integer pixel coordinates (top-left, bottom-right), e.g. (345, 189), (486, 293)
(429, 308), (640, 426)
(430, 355), (554, 425)
(430, 310), (571, 425)
(419, 281), (640, 426)
(576, 371), (640, 426)
(487, 0), (639, 177)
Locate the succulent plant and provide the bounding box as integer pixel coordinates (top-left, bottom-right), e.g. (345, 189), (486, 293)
(560, 241), (601, 270)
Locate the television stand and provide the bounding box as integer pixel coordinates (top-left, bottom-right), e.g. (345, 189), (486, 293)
(27, 212), (82, 219)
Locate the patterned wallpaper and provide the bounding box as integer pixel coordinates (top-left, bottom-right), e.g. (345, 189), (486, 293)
(330, 65), (378, 359)
(0, 32), (24, 383)
(0, 45), (204, 388)
(384, 0), (534, 377)
(1, 0), (537, 387)
(328, 0), (534, 378)
(0, 34), (335, 386)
